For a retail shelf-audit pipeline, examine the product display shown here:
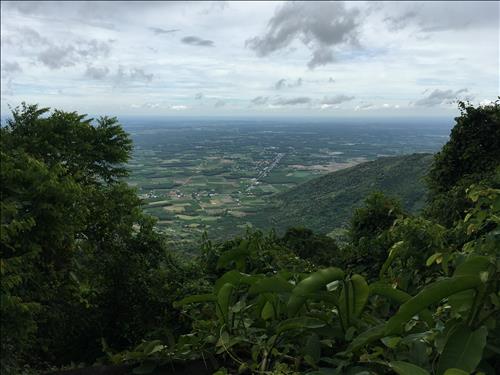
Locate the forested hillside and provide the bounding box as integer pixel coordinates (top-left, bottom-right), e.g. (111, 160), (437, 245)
(258, 153), (432, 234)
(1, 100), (499, 375)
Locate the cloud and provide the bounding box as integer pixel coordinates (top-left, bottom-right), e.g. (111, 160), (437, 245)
(194, 92), (204, 100)
(170, 105), (188, 110)
(113, 66), (154, 85)
(308, 47), (335, 68)
(181, 36), (214, 47)
(250, 96), (269, 105)
(380, 2), (499, 33)
(246, 1), (360, 68)
(85, 65), (110, 79)
(12, 28), (113, 70)
(150, 27), (179, 34)
(274, 97), (311, 106)
(214, 99), (226, 108)
(321, 95), (354, 105)
(354, 103), (401, 111)
(414, 88), (470, 107)
(2, 61), (22, 74)
(274, 78), (302, 90)
(384, 11), (418, 31)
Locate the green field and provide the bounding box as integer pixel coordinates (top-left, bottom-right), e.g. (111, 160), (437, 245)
(126, 121), (449, 251)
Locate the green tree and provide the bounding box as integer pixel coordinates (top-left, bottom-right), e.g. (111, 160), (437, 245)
(426, 100), (500, 225)
(280, 227), (341, 267)
(347, 192), (404, 279)
(0, 104), (174, 370)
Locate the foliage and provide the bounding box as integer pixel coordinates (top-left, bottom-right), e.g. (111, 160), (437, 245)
(166, 186), (499, 375)
(345, 192), (405, 279)
(262, 153), (433, 234)
(426, 99), (500, 226)
(280, 227), (341, 267)
(0, 104), (192, 372)
(2, 100), (498, 374)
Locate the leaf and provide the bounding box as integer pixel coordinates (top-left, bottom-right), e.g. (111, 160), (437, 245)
(385, 276), (482, 335)
(389, 361), (430, 375)
(277, 317), (326, 334)
(216, 240), (249, 270)
(443, 369), (469, 375)
(217, 283), (234, 324)
(214, 270), (246, 293)
(350, 274), (369, 319)
(380, 241), (405, 277)
(436, 324), (488, 375)
(426, 252), (443, 267)
(347, 323), (386, 352)
(249, 276), (293, 295)
(174, 293), (216, 307)
(381, 336), (401, 349)
(304, 333), (321, 364)
(261, 301), (274, 320)
(453, 256), (491, 277)
(369, 282), (433, 327)
(288, 267), (345, 316)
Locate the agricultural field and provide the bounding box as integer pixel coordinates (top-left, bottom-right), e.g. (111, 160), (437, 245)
(124, 118), (451, 251)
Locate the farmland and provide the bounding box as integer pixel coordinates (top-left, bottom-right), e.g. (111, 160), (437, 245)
(125, 118), (451, 251)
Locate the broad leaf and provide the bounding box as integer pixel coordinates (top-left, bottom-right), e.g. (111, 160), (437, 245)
(277, 317), (326, 333)
(436, 324), (487, 375)
(288, 267), (345, 316)
(249, 276), (293, 295)
(389, 361), (430, 375)
(174, 293), (216, 307)
(385, 276), (481, 335)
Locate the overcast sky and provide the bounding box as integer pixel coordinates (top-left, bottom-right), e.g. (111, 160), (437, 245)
(1, 1), (498, 117)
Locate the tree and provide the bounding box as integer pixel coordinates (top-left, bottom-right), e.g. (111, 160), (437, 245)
(426, 100), (500, 225)
(347, 192), (404, 279)
(281, 227), (341, 267)
(0, 104), (172, 370)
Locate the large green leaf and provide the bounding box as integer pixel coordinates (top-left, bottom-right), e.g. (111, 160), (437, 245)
(214, 270), (259, 292)
(442, 370), (469, 375)
(339, 275), (368, 328)
(288, 267), (345, 316)
(277, 317), (326, 334)
(389, 361), (430, 375)
(174, 293), (216, 307)
(347, 323), (386, 352)
(369, 282), (433, 327)
(217, 283), (234, 324)
(436, 324), (488, 375)
(453, 255), (491, 277)
(304, 333), (321, 365)
(249, 275), (293, 295)
(385, 276), (481, 335)
(261, 301), (275, 320)
(380, 241), (406, 278)
(216, 240), (249, 270)
(350, 274), (369, 319)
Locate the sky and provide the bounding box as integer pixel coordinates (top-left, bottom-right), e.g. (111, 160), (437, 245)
(1, 1), (499, 118)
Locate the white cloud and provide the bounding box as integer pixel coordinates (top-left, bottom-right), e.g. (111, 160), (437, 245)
(0, 1), (497, 116)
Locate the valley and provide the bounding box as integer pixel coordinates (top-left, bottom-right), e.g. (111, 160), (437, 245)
(125, 119), (451, 251)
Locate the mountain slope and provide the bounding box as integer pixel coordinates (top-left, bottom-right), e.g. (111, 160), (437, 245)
(257, 153), (433, 234)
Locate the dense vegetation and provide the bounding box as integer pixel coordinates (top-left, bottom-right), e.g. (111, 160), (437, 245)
(1, 100), (499, 375)
(258, 153), (432, 235)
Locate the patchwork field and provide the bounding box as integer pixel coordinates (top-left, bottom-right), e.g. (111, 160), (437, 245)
(124, 119), (450, 252)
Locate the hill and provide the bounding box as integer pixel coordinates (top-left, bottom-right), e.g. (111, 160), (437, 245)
(253, 153), (433, 234)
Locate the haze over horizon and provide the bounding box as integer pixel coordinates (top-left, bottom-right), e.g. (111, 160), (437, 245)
(1, 1), (498, 118)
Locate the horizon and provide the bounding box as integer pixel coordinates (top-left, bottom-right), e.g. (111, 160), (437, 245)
(1, 1), (498, 118)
